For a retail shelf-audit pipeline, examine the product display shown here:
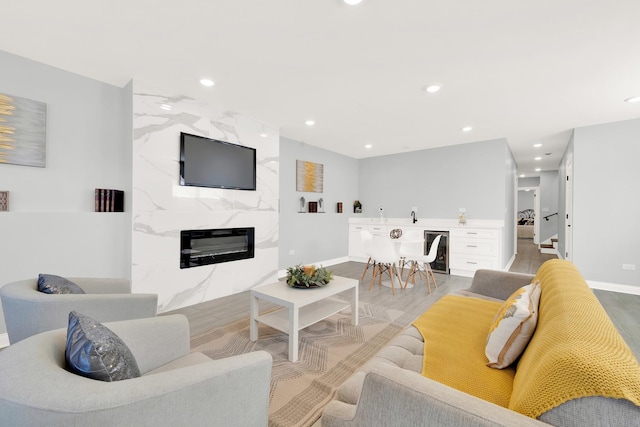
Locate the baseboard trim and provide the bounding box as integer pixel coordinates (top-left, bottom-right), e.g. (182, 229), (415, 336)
(540, 247), (558, 255)
(587, 280), (640, 295)
(0, 333), (9, 348)
(503, 254), (516, 272)
(278, 256), (350, 279)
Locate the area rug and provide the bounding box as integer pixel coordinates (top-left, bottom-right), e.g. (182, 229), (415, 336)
(190, 303), (415, 427)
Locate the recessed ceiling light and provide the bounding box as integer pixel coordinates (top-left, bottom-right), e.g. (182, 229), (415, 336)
(425, 84), (442, 93)
(365, 144), (373, 149)
(160, 104), (172, 111)
(200, 78), (214, 87)
(461, 126), (473, 132)
(534, 157), (542, 160)
(533, 143), (543, 148)
(259, 132), (268, 138)
(344, 0), (363, 4)
(624, 96), (640, 103)
(535, 168), (542, 172)
(305, 120), (315, 126)
(519, 174), (526, 178)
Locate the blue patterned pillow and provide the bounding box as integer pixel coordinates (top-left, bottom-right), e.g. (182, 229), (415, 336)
(65, 311), (141, 382)
(37, 274), (85, 294)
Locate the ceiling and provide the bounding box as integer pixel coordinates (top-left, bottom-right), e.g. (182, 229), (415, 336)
(2, 1), (640, 176)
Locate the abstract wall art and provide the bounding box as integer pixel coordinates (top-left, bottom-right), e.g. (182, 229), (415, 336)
(0, 93), (47, 168)
(296, 159), (324, 193)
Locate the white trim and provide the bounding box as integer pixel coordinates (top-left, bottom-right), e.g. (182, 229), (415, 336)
(587, 280), (640, 295)
(503, 254), (516, 272)
(0, 333), (9, 348)
(540, 247), (558, 255)
(278, 256), (350, 279)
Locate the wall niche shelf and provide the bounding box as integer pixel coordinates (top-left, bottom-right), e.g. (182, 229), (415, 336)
(298, 199), (326, 213)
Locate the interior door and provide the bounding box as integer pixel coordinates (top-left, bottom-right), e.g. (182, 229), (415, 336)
(565, 155), (573, 261)
(533, 188), (540, 245)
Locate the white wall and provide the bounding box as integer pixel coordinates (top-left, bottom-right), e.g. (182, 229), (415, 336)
(356, 138), (515, 269)
(278, 137), (359, 269)
(518, 177), (540, 187)
(503, 144), (517, 267)
(132, 86), (279, 312)
(0, 50), (132, 337)
(518, 191), (535, 211)
(570, 118), (640, 287)
(557, 133), (574, 260)
(357, 139), (511, 220)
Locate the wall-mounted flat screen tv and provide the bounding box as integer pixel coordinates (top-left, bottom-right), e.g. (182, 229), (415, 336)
(179, 132), (257, 191)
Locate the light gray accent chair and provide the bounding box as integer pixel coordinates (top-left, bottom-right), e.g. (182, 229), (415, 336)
(0, 314), (273, 427)
(0, 277), (158, 344)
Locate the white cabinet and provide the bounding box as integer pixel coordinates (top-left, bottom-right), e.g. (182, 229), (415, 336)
(348, 224), (390, 261)
(368, 224), (388, 237)
(348, 224), (369, 261)
(348, 219), (504, 278)
(449, 228), (502, 277)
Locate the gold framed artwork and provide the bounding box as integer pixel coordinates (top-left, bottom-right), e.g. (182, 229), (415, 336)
(0, 93), (47, 168)
(296, 160), (324, 193)
(0, 191), (9, 212)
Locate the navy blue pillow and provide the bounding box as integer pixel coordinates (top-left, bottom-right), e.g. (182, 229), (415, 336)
(65, 311), (141, 382)
(37, 274), (85, 294)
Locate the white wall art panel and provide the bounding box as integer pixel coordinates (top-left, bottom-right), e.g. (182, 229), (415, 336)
(133, 89), (279, 313)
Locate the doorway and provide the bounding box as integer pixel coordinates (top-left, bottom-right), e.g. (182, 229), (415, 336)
(517, 187), (540, 245)
(565, 154), (573, 261)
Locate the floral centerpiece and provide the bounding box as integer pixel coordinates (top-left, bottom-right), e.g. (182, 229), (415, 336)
(286, 265), (333, 288)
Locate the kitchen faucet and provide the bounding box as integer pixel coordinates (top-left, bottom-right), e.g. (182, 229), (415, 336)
(411, 210), (417, 224)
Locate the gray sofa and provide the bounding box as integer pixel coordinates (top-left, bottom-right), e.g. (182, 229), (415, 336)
(321, 260), (640, 426)
(1, 277), (158, 343)
(0, 314), (273, 427)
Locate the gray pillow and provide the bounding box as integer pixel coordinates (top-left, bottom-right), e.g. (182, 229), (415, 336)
(65, 311), (141, 382)
(38, 274), (85, 294)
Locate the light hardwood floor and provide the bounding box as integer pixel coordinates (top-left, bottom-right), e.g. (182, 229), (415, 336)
(166, 242), (639, 358)
(509, 238), (558, 274)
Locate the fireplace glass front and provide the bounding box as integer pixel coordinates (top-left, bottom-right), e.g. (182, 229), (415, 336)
(180, 228), (255, 269)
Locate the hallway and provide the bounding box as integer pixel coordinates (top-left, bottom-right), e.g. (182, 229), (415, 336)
(509, 238), (557, 274)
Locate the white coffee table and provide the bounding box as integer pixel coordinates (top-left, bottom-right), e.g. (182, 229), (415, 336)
(249, 275), (359, 362)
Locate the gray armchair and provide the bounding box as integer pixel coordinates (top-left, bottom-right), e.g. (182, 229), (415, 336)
(0, 314), (273, 427)
(0, 277), (158, 344)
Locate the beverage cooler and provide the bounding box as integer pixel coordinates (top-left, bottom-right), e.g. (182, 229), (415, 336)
(424, 230), (449, 274)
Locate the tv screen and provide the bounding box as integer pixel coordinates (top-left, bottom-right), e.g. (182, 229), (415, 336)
(180, 132), (257, 190)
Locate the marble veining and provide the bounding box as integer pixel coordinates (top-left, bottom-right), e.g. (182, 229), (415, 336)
(132, 87), (279, 313)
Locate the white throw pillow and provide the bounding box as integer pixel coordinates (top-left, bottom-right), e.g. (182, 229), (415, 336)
(485, 280), (541, 369)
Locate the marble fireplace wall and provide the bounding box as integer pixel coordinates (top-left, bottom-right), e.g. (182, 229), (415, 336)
(132, 89), (279, 313)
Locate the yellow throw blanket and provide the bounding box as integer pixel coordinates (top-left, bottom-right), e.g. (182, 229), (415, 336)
(509, 259), (640, 419)
(412, 295), (516, 408)
(413, 259), (640, 420)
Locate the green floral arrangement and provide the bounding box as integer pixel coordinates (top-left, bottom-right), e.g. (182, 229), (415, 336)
(286, 265), (333, 288)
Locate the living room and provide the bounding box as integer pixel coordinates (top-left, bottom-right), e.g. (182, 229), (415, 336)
(2, 47), (639, 332)
(1, 2), (639, 425)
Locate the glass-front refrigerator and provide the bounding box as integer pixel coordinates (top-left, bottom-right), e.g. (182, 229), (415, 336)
(424, 230), (449, 274)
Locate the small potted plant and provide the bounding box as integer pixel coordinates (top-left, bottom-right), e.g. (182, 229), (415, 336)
(286, 265), (333, 288)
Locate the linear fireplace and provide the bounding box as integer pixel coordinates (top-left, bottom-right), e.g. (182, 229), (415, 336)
(180, 227), (255, 269)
